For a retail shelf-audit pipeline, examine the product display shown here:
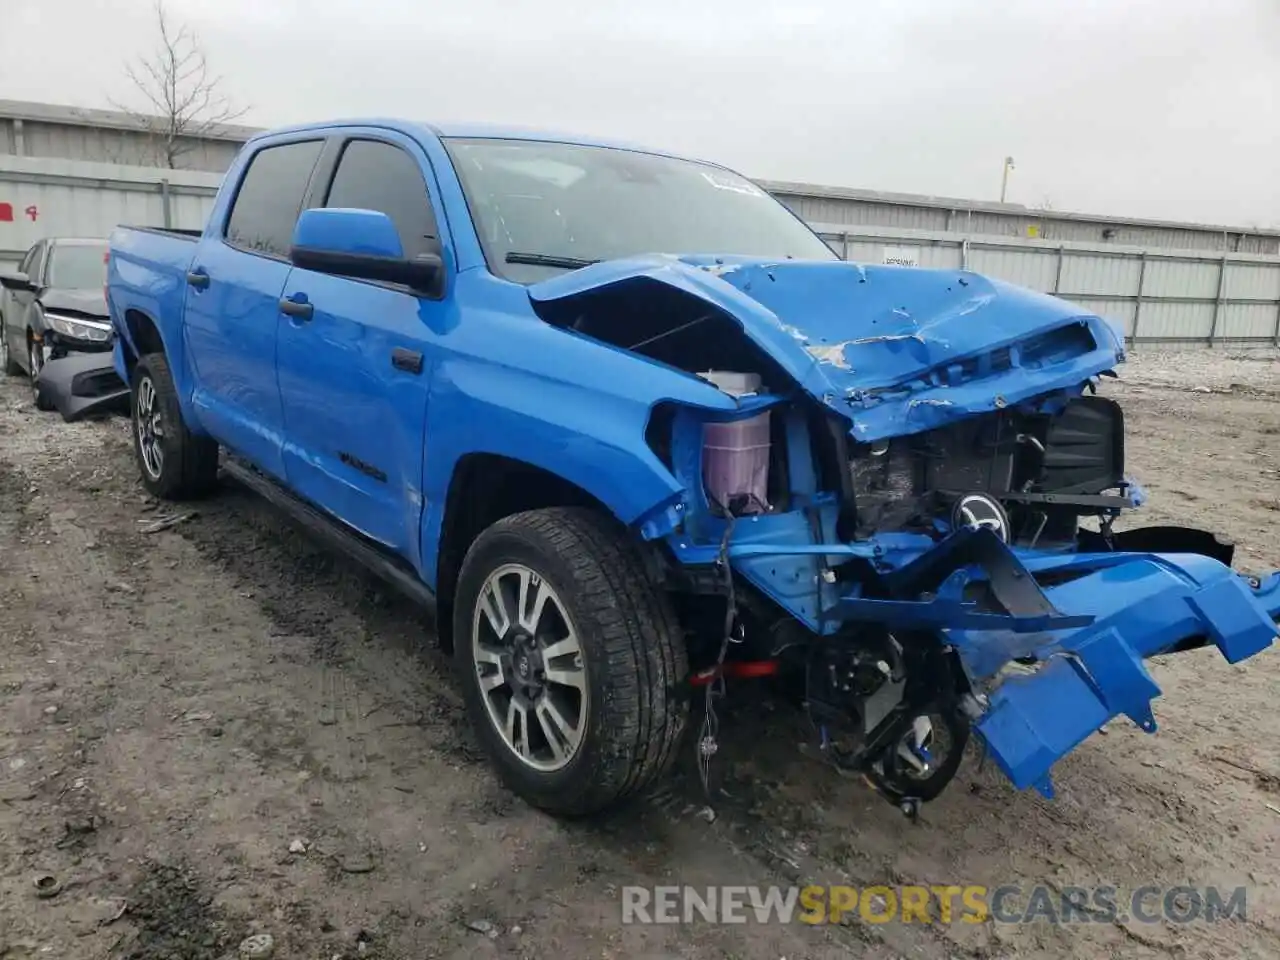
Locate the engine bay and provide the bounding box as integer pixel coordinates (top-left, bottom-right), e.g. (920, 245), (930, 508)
(845, 394), (1131, 548)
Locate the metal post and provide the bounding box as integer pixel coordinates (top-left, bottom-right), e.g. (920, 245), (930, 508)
(161, 179), (172, 229)
(1052, 246), (1066, 294)
(1207, 255), (1228, 347)
(1272, 300), (1280, 348)
(841, 232), (849, 262)
(13, 118), (24, 156)
(961, 238), (970, 271)
(1131, 253), (1147, 345)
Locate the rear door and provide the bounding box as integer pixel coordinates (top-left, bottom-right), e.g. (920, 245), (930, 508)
(2, 242), (40, 366)
(277, 133), (450, 560)
(183, 137), (324, 480)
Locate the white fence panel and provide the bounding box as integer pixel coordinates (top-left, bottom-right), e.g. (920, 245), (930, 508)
(810, 221), (1280, 346)
(0, 155), (219, 269)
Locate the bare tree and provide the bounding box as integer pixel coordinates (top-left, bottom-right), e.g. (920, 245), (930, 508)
(110, 0), (247, 168)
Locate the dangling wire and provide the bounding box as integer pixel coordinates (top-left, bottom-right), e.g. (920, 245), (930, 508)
(696, 513), (739, 807)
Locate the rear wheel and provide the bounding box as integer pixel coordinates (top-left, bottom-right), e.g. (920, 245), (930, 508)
(454, 507), (688, 816)
(0, 318), (21, 376)
(132, 353), (220, 499)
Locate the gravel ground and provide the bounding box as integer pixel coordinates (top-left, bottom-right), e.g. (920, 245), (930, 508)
(0, 350), (1277, 960)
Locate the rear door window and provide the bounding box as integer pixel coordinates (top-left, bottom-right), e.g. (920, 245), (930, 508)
(323, 139), (439, 259)
(225, 140), (324, 259)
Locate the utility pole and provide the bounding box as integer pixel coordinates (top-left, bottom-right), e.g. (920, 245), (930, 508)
(1000, 156), (1015, 203)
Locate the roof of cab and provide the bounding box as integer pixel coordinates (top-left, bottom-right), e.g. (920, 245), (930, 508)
(244, 118), (704, 164)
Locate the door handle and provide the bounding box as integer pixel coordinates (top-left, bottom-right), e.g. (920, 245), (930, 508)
(186, 270), (210, 289)
(279, 298), (314, 321)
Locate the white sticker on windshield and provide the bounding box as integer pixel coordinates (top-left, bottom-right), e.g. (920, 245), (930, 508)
(701, 171), (766, 197)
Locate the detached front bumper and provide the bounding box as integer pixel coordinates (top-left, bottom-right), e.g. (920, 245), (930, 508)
(817, 524), (1279, 798)
(35, 350), (130, 422)
(958, 552), (1279, 797)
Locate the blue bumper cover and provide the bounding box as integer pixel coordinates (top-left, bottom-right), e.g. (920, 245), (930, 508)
(950, 555), (1279, 797)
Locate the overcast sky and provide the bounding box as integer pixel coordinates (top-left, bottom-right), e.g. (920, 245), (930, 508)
(3, 0), (1277, 227)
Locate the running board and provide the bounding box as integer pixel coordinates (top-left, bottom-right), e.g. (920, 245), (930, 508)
(220, 459), (438, 618)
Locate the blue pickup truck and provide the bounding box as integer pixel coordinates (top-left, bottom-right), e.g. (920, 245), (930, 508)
(106, 119), (1280, 818)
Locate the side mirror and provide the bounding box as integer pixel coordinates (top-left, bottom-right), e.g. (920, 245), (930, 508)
(290, 208), (443, 296)
(0, 271), (34, 292)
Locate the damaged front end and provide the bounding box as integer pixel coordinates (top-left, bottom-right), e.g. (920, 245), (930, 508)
(530, 256), (1280, 812)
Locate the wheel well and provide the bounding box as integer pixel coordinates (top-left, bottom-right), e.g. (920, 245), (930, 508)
(123, 309), (165, 376)
(434, 454), (613, 652)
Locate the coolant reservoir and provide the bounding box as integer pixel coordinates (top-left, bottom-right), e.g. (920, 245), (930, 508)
(698, 371), (770, 515)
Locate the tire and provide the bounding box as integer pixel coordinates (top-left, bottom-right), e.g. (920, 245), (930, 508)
(0, 318), (21, 376)
(131, 352), (220, 500)
(454, 507), (688, 816)
(29, 335), (52, 410)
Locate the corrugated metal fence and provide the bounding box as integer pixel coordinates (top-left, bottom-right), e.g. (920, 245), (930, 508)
(0, 155), (218, 269)
(811, 222), (1280, 346)
(1, 156), (1276, 347)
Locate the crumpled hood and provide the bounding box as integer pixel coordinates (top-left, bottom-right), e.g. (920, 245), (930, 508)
(528, 254), (1126, 442)
(40, 287), (109, 319)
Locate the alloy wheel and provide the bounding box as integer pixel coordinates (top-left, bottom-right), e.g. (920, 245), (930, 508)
(471, 563), (588, 772)
(28, 340), (42, 400)
(135, 375), (165, 480)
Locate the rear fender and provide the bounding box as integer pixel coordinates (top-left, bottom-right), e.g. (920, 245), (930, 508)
(107, 230), (206, 431)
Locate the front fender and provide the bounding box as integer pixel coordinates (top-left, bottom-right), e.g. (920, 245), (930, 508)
(417, 349), (737, 589)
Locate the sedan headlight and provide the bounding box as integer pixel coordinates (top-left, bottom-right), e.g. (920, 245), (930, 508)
(43, 313), (113, 343)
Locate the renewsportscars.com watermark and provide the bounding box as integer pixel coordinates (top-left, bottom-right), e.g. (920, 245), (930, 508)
(621, 884), (1248, 926)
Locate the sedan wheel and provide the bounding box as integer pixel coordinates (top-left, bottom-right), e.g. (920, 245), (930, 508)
(0, 321), (19, 377)
(29, 339), (52, 409)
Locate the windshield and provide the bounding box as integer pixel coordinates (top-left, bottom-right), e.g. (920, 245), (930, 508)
(442, 138), (837, 282)
(47, 242), (108, 289)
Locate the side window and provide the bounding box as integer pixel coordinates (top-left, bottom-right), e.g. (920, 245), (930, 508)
(225, 140), (324, 259)
(324, 140), (439, 259)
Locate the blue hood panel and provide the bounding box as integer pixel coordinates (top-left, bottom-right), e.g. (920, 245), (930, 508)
(528, 255), (1126, 442)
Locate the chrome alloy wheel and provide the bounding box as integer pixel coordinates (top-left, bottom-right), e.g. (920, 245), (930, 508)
(135, 375), (165, 480)
(471, 563), (588, 772)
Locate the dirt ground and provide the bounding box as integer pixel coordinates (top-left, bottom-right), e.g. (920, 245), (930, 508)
(1, 350), (1278, 960)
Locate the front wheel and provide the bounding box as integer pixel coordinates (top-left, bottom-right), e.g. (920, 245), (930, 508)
(131, 353), (220, 499)
(454, 508), (689, 816)
(29, 336), (52, 410)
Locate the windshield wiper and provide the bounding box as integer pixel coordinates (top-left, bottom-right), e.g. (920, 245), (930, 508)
(505, 252), (599, 270)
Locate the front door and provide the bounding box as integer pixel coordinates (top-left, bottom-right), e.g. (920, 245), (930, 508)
(183, 138), (325, 480)
(277, 134), (450, 563)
